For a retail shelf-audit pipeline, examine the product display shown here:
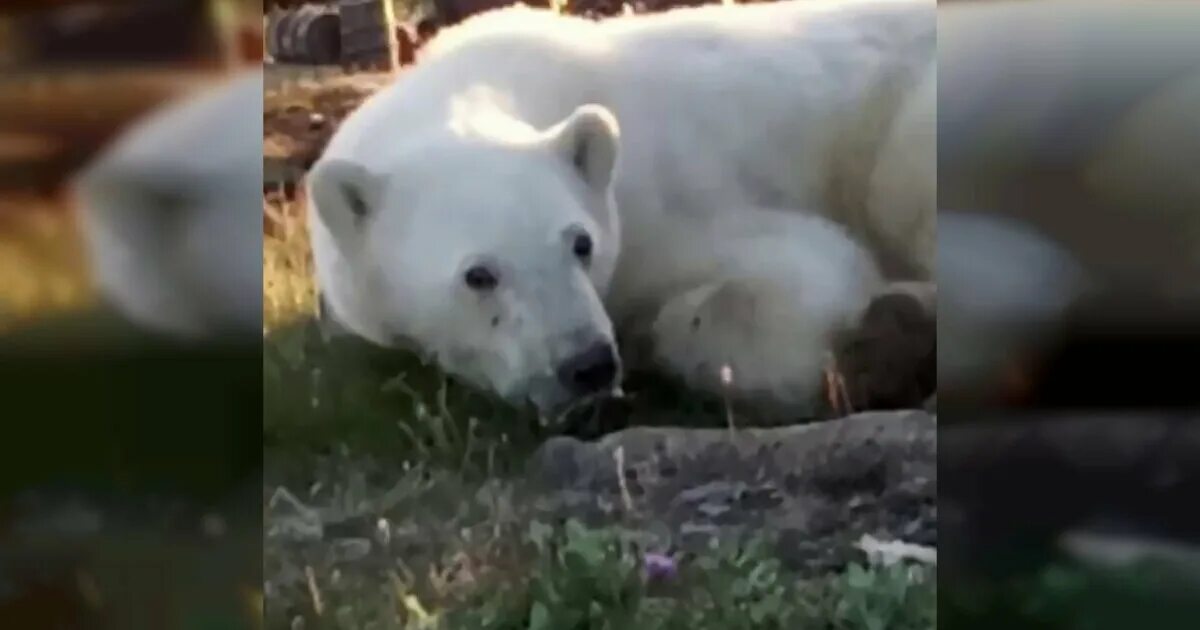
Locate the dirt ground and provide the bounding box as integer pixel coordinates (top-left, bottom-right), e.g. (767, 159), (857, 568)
(263, 65), (391, 194)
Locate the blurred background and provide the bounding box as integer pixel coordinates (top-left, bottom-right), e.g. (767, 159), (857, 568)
(937, 1), (1200, 628)
(1, 1), (263, 628)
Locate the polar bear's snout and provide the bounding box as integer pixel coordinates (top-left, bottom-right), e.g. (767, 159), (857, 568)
(555, 340), (621, 397)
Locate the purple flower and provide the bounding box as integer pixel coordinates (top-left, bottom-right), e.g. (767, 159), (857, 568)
(643, 552), (678, 581)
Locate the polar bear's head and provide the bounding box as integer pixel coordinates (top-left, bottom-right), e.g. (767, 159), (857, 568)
(75, 71), (263, 341)
(308, 104), (623, 414)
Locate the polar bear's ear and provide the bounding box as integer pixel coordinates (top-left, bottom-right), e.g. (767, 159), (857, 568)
(308, 158), (382, 234)
(552, 104), (620, 192)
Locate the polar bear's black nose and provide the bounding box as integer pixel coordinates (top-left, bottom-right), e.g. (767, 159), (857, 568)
(558, 342), (619, 395)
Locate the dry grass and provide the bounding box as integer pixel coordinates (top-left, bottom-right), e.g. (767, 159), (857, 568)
(0, 195), (96, 329)
(262, 69), (392, 332)
(0, 189), (315, 334)
(0, 69), (379, 332)
(264, 190), (318, 332)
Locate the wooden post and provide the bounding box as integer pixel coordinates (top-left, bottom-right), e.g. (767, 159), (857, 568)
(381, 0), (398, 75)
(207, 0), (238, 70)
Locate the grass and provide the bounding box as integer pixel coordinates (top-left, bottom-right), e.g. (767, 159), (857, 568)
(264, 466), (938, 630)
(0, 194), (97, 329)
(438, 520), (936, 630)
(1, 196), (261, 630)
(940, 554), (1200, 630)
(263, 191), (318, 331)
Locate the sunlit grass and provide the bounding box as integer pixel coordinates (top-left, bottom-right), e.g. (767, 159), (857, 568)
(0, 195), (96, 329)
(0, 190), (316, 334)
(263, 191), (317, 332)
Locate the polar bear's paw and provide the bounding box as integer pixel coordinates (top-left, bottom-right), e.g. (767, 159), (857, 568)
(649, 275), (869, 415)
(830, 282), (937, 414)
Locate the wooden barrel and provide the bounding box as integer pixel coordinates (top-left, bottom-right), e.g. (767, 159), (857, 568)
(264, 10), (287, 62)
(266, 4), (341, 65)
(276, 7), (307, 61)
(337, 0), (394, 71)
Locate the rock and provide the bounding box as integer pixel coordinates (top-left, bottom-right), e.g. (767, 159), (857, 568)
(330, 537), (372, 564)
(528, 410), (936, 575)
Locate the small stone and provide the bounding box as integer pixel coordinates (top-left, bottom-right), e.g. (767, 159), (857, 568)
(375, 518), (391, 546)
(332, 538), (372, 563)
(530, 435), (586, 487)
(678, 481), (737, 504)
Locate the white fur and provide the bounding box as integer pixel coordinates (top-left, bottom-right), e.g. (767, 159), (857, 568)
(74, 70), (263, 340)
(310, 0), (935, 413)
(939, 0), (1200, 295)
(935, 0), (1200, 399)
(650, 208), (884, 407)
(938, 211), (1090, 398)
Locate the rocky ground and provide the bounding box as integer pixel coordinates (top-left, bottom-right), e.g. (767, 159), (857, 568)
(264, 404), (937, 628)
(527, 410), (936, 575)
(260, 294), (938, 628)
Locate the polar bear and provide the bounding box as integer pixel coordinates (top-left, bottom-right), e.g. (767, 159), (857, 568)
(309, 0), (936, 415)
(74, 70), (263, 341)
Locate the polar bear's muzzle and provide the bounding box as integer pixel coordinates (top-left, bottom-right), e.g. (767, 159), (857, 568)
(524, 336), (623, 416)
(555, 340), (621, 397)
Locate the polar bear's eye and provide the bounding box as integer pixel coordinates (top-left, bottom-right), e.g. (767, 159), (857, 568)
(572, 233), (593, 261)
(464, 265), (499, 291)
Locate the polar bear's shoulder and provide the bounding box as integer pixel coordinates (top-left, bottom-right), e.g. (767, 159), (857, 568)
(420, 4), (594, 58)
(422, 0), (934, 59)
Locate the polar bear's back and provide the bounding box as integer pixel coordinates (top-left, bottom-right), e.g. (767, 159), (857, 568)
(420, 0), (934, 68)
(332, 0), (933, 164)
